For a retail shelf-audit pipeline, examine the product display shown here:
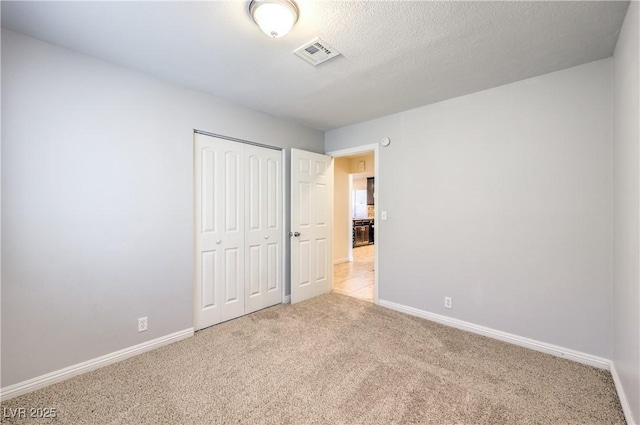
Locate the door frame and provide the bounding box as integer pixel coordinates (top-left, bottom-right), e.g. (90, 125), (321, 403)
(326, 143), (380, 305)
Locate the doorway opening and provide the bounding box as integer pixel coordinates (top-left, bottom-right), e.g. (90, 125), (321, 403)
(327, 145), (379, 303)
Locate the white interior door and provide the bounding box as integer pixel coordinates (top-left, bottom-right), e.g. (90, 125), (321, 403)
(245, 144), (283, 314)
(195, 133), (245, 330)
(290, 148), (333, 304)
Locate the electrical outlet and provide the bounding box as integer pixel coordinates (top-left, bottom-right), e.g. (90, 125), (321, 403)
(138, 317), (148, 332)
(444, 297), (452, 309)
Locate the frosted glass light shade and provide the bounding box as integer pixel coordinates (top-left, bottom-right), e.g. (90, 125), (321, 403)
(250, 0), (298, 38)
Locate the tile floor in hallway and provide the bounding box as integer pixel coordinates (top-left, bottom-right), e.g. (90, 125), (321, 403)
(332, 244), (374, 302)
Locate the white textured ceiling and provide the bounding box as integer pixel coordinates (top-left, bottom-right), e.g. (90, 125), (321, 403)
(1, 1), (630, 130)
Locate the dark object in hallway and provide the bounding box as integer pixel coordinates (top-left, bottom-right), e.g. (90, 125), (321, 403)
(367, 177), (375, 205)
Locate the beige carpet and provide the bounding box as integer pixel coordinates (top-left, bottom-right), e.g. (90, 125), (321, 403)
(1, 293), (625, 424)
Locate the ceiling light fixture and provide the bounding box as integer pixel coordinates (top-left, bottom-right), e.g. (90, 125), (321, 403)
(249, 0), (299, 39)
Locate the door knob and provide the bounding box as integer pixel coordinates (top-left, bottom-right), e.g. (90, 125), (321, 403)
(264, 235), (269, 240)
(289, 231), (301, 237)
(216, 240), (221, 244)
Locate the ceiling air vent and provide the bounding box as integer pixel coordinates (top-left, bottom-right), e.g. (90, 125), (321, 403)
(293, 38), (341, 66)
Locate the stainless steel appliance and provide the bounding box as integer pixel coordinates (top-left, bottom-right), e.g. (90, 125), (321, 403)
(353, 219), (372, 247)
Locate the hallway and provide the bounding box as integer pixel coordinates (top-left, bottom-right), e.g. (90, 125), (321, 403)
(332, 244), (374, 302)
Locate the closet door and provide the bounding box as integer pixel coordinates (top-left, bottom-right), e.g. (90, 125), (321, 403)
(194, 134), (245, 330)
(245, 145), (283, 314)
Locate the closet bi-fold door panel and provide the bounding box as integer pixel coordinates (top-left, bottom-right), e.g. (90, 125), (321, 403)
(195, 133), (283, 330)
(195, 134), (245, 330)
(245, 145), (283, 314)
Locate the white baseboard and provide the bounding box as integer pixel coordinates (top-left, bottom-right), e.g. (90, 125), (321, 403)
(610, 362), (637, 425)
(283, 295), (291, 304)
(0, 328), (194, 401)
(333, 257), (352, 265)
(378, 299), (611, 370)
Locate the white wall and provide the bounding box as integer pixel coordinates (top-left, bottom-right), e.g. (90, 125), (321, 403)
(612, 2), (640, 422)
(326, 59), (613, 358)
(0, 30), (324, 387)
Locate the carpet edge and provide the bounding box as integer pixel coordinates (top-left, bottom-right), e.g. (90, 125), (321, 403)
(611, 362), (637, 425)
(377, 299), (611, 369)
(0, 328), (194, 402)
